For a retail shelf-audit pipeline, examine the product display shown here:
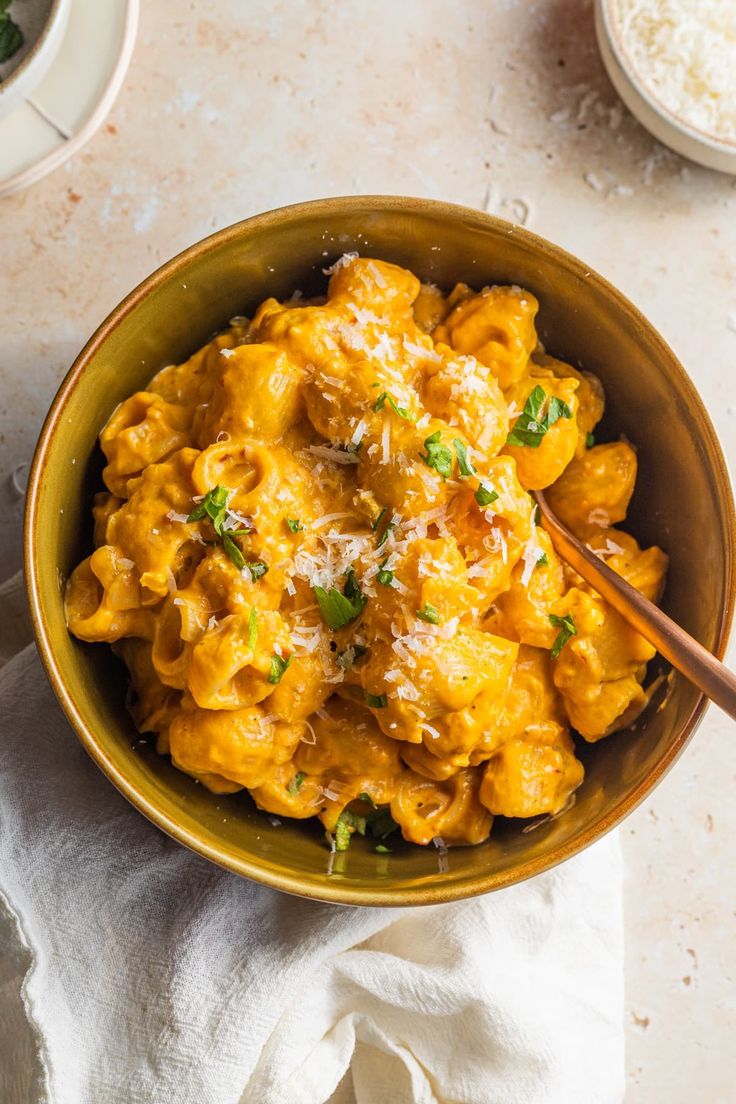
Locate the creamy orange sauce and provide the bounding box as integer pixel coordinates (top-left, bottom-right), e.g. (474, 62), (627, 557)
(65, 256), (667, 849)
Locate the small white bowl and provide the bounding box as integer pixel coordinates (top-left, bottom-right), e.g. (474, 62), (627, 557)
(594, 0), (736, 175)
(0, 0), (71, 118)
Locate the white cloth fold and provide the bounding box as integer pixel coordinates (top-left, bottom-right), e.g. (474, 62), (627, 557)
(0, 572), (624, 1104)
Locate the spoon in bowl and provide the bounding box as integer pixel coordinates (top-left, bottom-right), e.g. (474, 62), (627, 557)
(534, 489), (736, 722)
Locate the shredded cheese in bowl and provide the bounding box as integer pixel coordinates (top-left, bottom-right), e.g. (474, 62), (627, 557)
(64, 253), (669, 856)
(612, 0), (736, 144)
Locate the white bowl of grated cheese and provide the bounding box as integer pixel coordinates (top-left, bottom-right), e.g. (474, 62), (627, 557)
(595, 0), (736, 174)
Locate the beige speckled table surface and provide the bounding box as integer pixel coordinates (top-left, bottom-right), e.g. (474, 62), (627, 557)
(1, 2), (734, 1100)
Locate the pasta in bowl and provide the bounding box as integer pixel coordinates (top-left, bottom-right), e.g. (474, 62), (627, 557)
(64, 254), (669, 854)
(27, 197), (733, 903)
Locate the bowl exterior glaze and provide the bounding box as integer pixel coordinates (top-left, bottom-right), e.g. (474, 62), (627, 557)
(24, 197), (736, 906)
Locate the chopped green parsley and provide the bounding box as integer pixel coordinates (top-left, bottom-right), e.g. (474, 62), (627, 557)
(373, 392), (415, 420)
(0, 2), (23, 64)
(335, 643), (367, 670)
(475, 484), (499, 508)
(453, 438), (476, 477)
(287, 771), (306, 795)
(376, 559), (394, 586)
(549, 613), (577, 658)
(371, 506), (388, 532)
(187, 485), (253, 568)
(506, 386), (572, 449)
(314, 569), (367, 630)
(332, 802), (399, 852)
(420, 430), (453, 479)
(268, 653), (292, 684)
(416, 602), (440, 624)
(247, 608), (258, 651)
(376, 517), (396, 549)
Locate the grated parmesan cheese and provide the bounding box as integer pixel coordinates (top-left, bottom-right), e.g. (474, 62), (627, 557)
(301, 721), (317, 745)
(420, 722), (441, 740)
(347, 302), (381, 327)
(614, 0), (736, 142)
(322, 251), (359, 276)
(367, 261), (387, 287)
(290, 624), (323, 655)
(257, 714), (278, 736)
(311, 512), (354, 528)
(587, 507), (611, 527)
(432, 836), (449, 873)
(396, 678), (420, 701)
(221, 508), (252, 531)
(350, 418), (368, 446)
(589, 537), (626, 559)
(519, 536), (543, 588)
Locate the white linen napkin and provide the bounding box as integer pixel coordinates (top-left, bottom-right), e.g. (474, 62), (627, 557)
(0, 571), (624, 1104)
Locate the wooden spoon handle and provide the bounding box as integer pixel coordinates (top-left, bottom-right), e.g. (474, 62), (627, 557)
(535, 491), (736, 722)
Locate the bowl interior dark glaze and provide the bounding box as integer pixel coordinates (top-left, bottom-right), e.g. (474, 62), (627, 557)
(25, 197), (735, 905)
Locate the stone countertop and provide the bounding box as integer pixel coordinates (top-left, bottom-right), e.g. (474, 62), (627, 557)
(1, 1), (733, 1100)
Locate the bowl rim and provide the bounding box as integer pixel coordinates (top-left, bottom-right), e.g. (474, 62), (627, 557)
(597, 0), (736, 156)
(0, 0), (68, 103)
(23, 194), (736, 906)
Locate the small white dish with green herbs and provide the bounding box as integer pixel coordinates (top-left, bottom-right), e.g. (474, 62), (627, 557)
(0, 0), (70, 117)
(0, 0), (138, 197)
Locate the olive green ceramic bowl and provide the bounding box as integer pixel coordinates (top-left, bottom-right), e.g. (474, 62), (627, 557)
(25, 196), (735, 906)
